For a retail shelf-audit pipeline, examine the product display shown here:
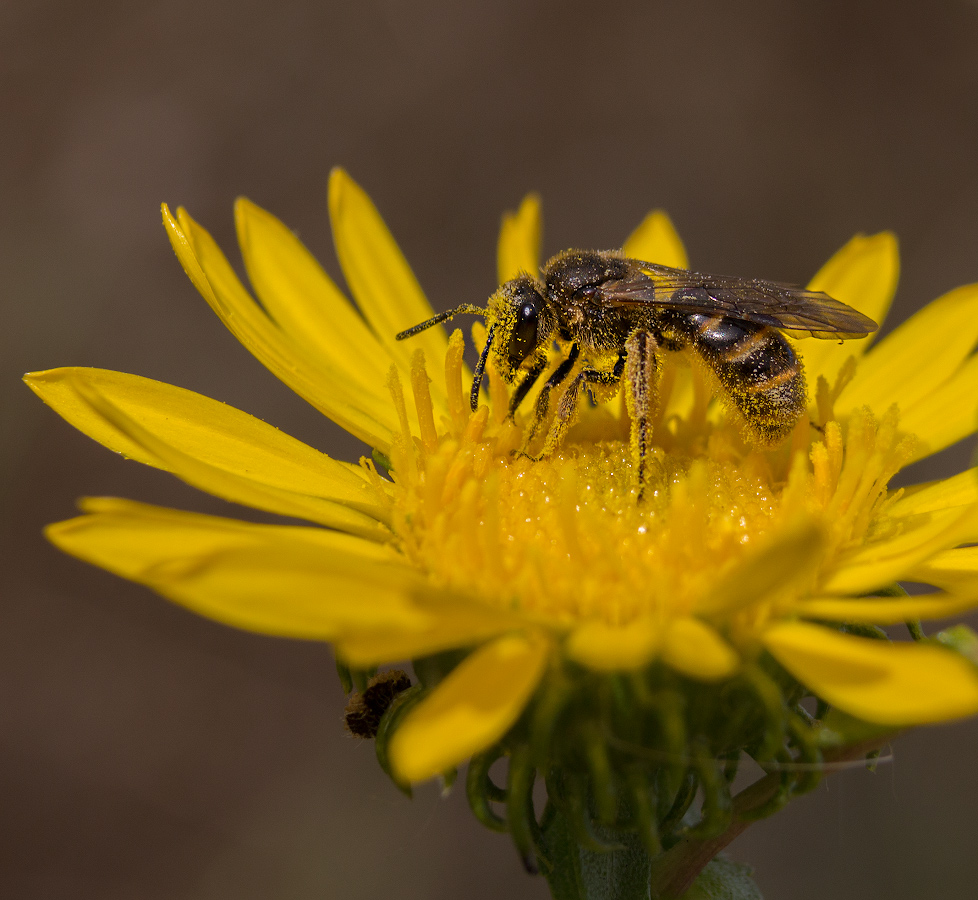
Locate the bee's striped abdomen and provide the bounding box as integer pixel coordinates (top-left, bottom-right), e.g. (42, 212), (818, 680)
(684, 313), (806, 443)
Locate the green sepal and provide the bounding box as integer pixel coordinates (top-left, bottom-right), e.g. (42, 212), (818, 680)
(412, 648), (467, 690)
(373, 684), (425, 797)
(906, 619), (926, 641)
(506, 744), (545, 873)
(785, 710), (822, 796)
(583, 722), (618, 826)
(649, 689), (687, 804)
(866, 586), (924, 640)
(687, 745), (732, 839)
(840, 622), (889, 640)
(658, 771), (697, 842)
(547, 769), (625, 853)
(351, 665), (377, 693)
(813, 708), (895, 750)
(934, 623), (978, 665)
(625, 767), (661, 856)
(739, 666), (785, 762)
(439, 766), (457, 795)
(335, 659), (353, 694)
(531, 669), (576, 762)
(871, 582), (909, 597)
(371, 447), (393, 475)
(466, 746), (508, 832)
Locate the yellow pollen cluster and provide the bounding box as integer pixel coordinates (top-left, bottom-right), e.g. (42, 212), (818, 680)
(377, 333), (913, 635)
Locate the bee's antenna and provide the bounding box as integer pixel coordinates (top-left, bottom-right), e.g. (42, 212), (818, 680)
(396, 304), (488, 341)
(470, 324), (496, 412)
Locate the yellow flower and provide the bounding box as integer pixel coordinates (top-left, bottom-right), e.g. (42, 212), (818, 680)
(26, 169), (978, 790)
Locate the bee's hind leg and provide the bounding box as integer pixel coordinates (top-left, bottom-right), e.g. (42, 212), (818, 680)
(624, 330), (659, 498)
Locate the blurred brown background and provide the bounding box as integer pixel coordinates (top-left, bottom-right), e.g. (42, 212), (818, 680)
(4, 1), (978, 898)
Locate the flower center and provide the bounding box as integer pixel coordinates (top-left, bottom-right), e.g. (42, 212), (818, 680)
(377, 333), (914, 631)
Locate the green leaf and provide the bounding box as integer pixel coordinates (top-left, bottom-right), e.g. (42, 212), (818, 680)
(679, 856), (763, 900)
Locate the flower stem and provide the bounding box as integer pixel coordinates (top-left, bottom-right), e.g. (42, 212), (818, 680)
(540, 801), (653, 900)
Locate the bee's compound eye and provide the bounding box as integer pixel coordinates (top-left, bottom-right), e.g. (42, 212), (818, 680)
(509, 294), (541, 365)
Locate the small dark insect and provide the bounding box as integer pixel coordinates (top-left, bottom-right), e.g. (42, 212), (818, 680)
(344, 670), (412, 739)
(397, 250), (877, 489)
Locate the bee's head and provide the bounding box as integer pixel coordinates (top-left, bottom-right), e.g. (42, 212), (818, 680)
(487, 275), (555, 382)
(394, 273), (554, 413)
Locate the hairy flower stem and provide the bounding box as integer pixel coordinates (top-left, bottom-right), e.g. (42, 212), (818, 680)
(647, 732), (899, 899)
(540, 795), (654, 900)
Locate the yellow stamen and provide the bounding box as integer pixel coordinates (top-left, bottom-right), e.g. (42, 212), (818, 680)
(410, 350), (439, 454)
(383, 347), (917, 645)
(444, 330), (468, 436)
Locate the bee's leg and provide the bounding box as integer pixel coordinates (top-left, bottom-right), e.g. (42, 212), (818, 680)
(583, 360), (621, 405)
(539, 353), (626, 457)
(520, 343), (581, 451)
(624, 329), (659, 497)
(507, 356), (548, 420)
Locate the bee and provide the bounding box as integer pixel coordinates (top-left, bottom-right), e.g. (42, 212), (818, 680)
(396, 250), (877, 488)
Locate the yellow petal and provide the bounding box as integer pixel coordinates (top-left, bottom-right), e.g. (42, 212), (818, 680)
(335, 603), (522, 668)
(660, 618), (739, 681)
(763, 621), (978, 725)
(497, 193), (542, 284)
(889, 467), (978, 517)
(162, 203), (397, 449)
(565, 618), (662, 671)
(48, 499), (425, 639)
(699, 520), (825, 615)
(660, 361), (696, 421)
(900, 353), (978, 462)
(824, 504), (978, 594)
(389, 633), (550, 782)
(910, 546), (978, 591)
(837, 283), (978, 417)
(622, 210), (689, 269)
(796, 232), (899, 387)
(328, 168), (449, 411)
(25, 367), (390, 537)
(797, 592), (978, 624)
(564, 615), (738, 679)
(234, 198), (392, 392)
(86, 387), (387, 540)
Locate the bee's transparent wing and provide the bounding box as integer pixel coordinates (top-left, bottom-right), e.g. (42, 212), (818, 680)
(602, 262), (878, 339)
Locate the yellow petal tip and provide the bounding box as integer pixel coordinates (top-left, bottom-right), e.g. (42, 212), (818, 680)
(622, 209), (689, 269)
(160, 201), (179, 230)
(233, 195), (257, 216)
(23, 366), (71, 395)
(328, 166), (352, 200)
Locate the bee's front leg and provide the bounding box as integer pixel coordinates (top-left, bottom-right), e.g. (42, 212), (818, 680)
(506, 356), (548, 421)
(538, 352), (626, 458)
(518, 344), (581, 454)
(624, 329), (659, 497)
